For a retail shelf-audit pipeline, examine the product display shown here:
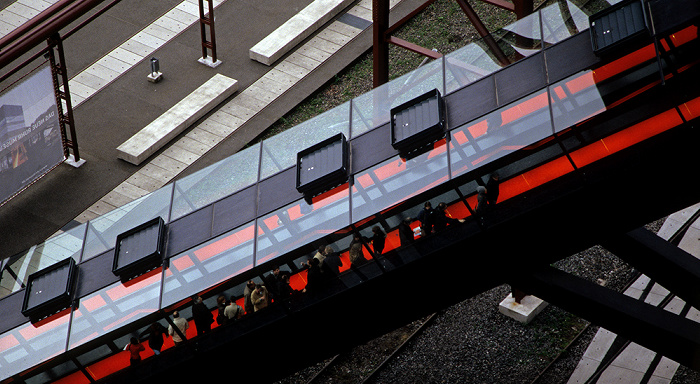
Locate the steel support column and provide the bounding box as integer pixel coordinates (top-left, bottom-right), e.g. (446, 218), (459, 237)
(373, 0), (390, 87)
(602, 227), (700, 310)
(47, 33), (80, 162)
(198, 0), (218, 64)
(511, 266), (700, 372)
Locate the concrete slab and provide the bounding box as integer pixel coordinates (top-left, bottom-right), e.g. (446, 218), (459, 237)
(498, 294), (548, 324)
(117, 73), (238, 165)
(249, 0), (355, 65)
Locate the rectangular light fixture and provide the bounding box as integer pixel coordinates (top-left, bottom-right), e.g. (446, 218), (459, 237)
(21, 257), (77, 322)
(112, 217), (166, 281)
(590, 0), (649, 56)
(390, 88), (445, 155)
(296, 132), (349, 198)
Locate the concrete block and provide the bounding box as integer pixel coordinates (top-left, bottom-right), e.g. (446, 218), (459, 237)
(498, 293), (548, 324)
(117, 73), (238, 165)
(249, 0), (355, 65)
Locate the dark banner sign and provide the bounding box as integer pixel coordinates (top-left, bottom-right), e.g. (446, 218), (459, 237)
(0, 66), (64, 205)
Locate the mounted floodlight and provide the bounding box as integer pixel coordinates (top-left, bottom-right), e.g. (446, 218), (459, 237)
(390, 88), (445, 156)
(296, 132), (349, 198)
(21, 257), (77, 322)
(112, 216), (166, 281)
(589, 0), (649, 56)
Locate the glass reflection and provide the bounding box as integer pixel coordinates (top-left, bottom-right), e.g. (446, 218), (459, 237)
(171, 143), (261, 221)
(351, 139), (449, 223)
(260, 102), (350, 180)
(69, 268), (162, 349)
(0, 310), (71, 379)
(540, 1), (591, 45)
(161, 223), (255, 309)
(550, 70), (606, 132)
(255, 186), (350, 265)
(497, 10), (542, 58)
(450, 90), (552, 178)
(81, 185), (173, 261)
(351, 59), (444, 138)
(0, 223), (86, 299)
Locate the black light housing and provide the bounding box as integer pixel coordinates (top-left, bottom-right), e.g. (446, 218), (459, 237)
(21, 257), (77, 322)
(390, 88), (445, 156)
(589, 0), (649, 56)
(296, 132), (349, 198)
(112, 216), (166, 281)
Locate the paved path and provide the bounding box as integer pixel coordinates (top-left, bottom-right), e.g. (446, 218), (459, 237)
(567, 203), (700, 384)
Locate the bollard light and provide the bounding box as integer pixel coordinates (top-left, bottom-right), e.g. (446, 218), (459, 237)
(147, 57), (163, 83)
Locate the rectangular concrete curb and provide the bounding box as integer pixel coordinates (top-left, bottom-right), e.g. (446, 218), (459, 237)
(249, 0), (356, 66)
(117, 73), (238, 165)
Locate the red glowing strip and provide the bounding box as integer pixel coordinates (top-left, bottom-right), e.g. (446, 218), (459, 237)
(453, 130), (469, 145)
(427, 139), (448, 159)
(570, 109), (683, 168)
(445, 202), (471, 219)
(593, 45), (656, 84)
(172, 254), (195, 272)
(501, 92), (548, 125)
(0, 334), (19, 352)
(565, 71), (596, 95)
(310, 183), (350, 207)
(86, 352), (130, 380)
(193, 225), (255, 262)
(553, 86), (567, 99)
(290, 270), (307, 291)
(468, 120), (488, 138)
(106, 268), (161, 302)
(263, 215), (280, 231)
(373, 159), (406, 181)
(18, 309), (70, 341)
(82, 294), (107, 312)
(53, 371), (92, 384)
(357, 173), (374, 188)
(679, 96), (700, 121)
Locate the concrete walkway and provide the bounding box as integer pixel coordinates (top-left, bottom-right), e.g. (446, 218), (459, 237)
(567, 203), (700, 384)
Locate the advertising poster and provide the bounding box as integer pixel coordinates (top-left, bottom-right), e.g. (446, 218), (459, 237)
(0, 66), (64, 205)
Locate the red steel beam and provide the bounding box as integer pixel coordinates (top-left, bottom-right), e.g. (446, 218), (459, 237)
(0, 0), (78, 51)
(387, 36), (443, 59)
(0, 0), (108, 70)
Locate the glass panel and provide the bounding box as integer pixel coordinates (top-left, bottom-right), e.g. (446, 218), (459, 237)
(255, 186), (351, 265)
(81, 184), (173, 261)
(171, 143), (261, 220)
(0, 310), (71, 379)
(161, 222), (256, 309)
(0, 223), (86, 298)
(540, 1), (592, 45)
(68, 268), (162, 349)
(445, 12), (541, 95)
(351, 58), (444, 138)
(259, 102), (350, 180)
(445, 41), (502, 94)
(549, 70), (606, 133)
(351, 139), (449, 223)
(450, 89), (552, 178)
(497, 10), (542, 57)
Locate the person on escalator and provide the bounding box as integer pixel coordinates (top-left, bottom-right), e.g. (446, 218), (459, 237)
(430, 202), (465, 232)
(371, 226), (386, 256)
(417, 201), (434, 236)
